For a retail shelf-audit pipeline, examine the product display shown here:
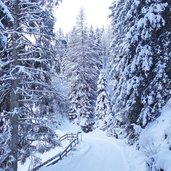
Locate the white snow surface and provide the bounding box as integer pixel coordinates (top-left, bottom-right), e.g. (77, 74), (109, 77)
(40, 128), (129, 171)
(18, 120), (147, 171)
(139, 99), (171, 171)
(19, 105), (171, 171)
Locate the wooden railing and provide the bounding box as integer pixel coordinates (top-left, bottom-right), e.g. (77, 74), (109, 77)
(32, 132), (82, 171)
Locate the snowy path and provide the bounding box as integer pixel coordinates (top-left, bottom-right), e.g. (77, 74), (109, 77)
(40, 130), (128, 171)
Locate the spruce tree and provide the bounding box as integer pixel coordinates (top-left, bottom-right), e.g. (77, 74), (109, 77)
(0, 1), (60, 170)
(0, 1), (14, 170)
(109, 0), (171, 140)
(54, 28), (67, 74)
(95, 70), (112, 129)
(64, 9), (102, 132)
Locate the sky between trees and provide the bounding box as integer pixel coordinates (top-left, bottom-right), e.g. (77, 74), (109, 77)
(54, 0), (113, 33)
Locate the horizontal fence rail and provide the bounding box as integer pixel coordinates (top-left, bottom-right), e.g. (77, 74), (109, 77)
(32, 132), (82, 171)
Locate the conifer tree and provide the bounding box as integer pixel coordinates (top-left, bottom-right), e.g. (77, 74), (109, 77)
(0, 1), (60, 170)
(54, 28), (67, 74)
(0, 2), (13, 170)
(95, 70), (112, 129)
(109, 0), (171, 140)
(64, 9), (102, 132)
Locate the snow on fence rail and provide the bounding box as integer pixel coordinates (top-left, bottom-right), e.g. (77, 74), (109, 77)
(32, 132), (82, 171)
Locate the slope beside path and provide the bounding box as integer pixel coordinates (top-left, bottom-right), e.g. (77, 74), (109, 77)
(40, 130), (129, 171)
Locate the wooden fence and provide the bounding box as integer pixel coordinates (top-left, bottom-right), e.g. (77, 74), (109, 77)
(32, 132), (82, 171)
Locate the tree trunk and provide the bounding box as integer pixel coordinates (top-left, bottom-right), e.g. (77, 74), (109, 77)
(10, 0), (20, 170)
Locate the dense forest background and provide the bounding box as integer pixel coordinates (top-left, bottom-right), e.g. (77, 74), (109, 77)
(0, 0), (171, 171)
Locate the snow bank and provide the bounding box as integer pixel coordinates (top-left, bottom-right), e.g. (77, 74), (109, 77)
(139, 99), (171, 171)
(156, 149), (171, 171)
(18, 120), (80, 171)
(117, 99), (171, 171)
(111, 137), (146, 171)
(57, 119), (81, 134)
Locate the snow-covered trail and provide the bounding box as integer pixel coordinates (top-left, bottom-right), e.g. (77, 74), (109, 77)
(40, 130), (129, 171)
